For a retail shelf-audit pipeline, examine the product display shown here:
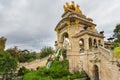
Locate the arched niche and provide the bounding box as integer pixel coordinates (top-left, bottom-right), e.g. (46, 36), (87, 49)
(98, 40), (101, 45)
(88, 38), (92, 50)
(79, 38), (84, 52)
(61, 32), (69, 43)
(93, 65), (99, 80)
(61, 32), (71, 49)
(93, 39), (97, 46)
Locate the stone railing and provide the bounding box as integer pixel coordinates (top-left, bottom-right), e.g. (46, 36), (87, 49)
(99, 46), (112, 61)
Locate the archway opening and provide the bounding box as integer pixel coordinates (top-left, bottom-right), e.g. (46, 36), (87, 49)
(62, 32), (71, 49)
(79, 39), (84, 52)
(93, 39), (97, 48)
(94, 39), (97, 45)
(89, 38), (92, 50)
(93, 65), (99, 80)
(61, 32), (69, 42)
(98, 40), (101, 46)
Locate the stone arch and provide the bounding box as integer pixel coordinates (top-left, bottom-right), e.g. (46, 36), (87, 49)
(98, 40), (101, 46)
(61, 32), (71, 49)
(93, 65), (99, 80)
(93, 39), (97, 46)
(88, 38), (92, 50)
(79, 38), (84, 52)
(61, 32), (69, 43)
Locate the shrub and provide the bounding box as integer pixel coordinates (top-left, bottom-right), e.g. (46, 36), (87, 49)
(23, 60), (88, 80)
(70, 71), (83, 79)
(113, 46), (120, 59)
(38, 67), (51, 76)
(18, 66), (29, 76)
(61, 48), (67, 60)
(40, 46), (54, 58)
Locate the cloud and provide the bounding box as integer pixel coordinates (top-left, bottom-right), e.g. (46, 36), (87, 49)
(0, 0), (120, 51)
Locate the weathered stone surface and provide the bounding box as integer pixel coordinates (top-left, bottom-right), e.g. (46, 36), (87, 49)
(19, 57), (49, 70)
(54, 1), (120, 80)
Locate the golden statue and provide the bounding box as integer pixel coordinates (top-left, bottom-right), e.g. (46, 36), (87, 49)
(69, 1), (75, 10)
(91, 25), (95, 31)
(63, 1), (82, 14)
(75, 5), (82, 14)
(66, 2), (70, 8)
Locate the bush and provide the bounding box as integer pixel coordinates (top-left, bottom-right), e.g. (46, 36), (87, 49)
(61, 48), (67, 60)
(40, 46), (54, 58)
(70, 71), (83, 79)
(37, 60), (70, 79)
(23, 60), (88, 80)
(113, 46), (120, 59)
(38, 67), (51, 76)
(18, 66), (29, 76)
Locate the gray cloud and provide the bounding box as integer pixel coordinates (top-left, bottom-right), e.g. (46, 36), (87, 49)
(0, 0), (120, 51)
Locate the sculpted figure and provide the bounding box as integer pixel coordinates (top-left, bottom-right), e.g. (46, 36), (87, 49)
(66, 2), (70, 8)
(70, 1), (75, 10)
(63, 1), (82, 14)
(63, 5), (67, 11)
(75, 5), (82, 14)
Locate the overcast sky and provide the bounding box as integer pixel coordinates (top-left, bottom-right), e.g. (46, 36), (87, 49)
(0, 0), (120, 51)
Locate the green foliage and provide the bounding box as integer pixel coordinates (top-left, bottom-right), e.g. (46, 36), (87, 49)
(38, 60), (69, 78)
(112, 41), (120, 48)
(18, 66), (30, 76)
(23, 60), (87, 80)
(7, 47), (37, 62)
(6, 46), (19, 59)
(0, 51), (18, 79)
(61, 48), (67, 60)
(23, 60), (70, 80)
(113, 24), (120, 42)
(18, 51), (37, 62)
(23, 71), (39, 80)
(70, 71), (83, 79)
(40, 46), (54, 58)
(112, 24), (120, 48)
(113, 46), (120, 59)
(0, 51), (18, 72)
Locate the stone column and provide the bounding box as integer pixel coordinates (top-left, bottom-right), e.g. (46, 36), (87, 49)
(84, 37), (89, 51)
(83, 36), (90, 74)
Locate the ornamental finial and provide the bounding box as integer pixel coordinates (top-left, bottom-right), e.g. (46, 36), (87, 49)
(63, 1), (82, 14)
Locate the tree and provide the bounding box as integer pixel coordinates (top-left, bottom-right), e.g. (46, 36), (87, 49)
(6, 46), (20, 59)
(0, 51), (18, 80)
(113, 24), (120, 47)
(18, 66), (29, 76)
(40, 46), (54, 58)
(18, 50), (37, 62)
(7, 47), (37, 62)
(113, 47), (120, 59)
(113, 24), (120, 41)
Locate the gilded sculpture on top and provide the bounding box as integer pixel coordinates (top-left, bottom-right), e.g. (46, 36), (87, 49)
(63, 1), (82, 14)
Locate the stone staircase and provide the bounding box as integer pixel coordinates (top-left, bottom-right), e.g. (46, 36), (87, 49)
(19, 56), (49, 70)
(98, 46), (120, 80)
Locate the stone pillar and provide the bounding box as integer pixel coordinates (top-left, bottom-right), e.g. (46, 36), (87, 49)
(101, 39), (104, 47)
(84, 37), (89, 51)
